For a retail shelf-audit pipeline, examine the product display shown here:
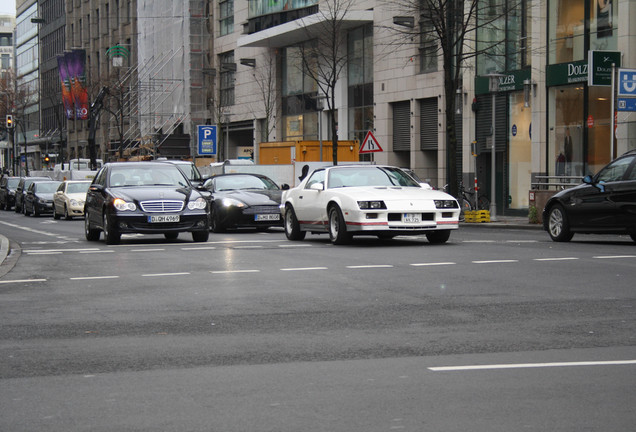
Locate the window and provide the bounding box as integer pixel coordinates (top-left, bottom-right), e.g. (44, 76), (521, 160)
(1, 54), (10, 69)
(281, 44), (319, 140)
(419, 10), (438, 73)
(219, 51), (235, 106)
(348, 25), (374, 143)
(219, 0), (234, 36)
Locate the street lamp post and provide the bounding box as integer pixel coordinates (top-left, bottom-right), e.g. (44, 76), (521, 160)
(486, 73), (504, 222)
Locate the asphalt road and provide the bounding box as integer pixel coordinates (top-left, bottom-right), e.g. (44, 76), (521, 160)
(0, 211), (635, 431)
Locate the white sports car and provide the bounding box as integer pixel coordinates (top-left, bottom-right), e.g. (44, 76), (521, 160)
(280, 165), (460, 244)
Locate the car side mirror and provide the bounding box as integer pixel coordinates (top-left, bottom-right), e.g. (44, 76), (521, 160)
(281, 184), (290, 190)
(584, 175), (605, 193)
(309, 182), (324, 191)
(89, 184), (104, 193)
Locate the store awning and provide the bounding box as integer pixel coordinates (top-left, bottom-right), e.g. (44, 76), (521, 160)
(237, 10), (373, 48)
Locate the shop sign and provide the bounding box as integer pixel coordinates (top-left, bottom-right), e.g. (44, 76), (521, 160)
(617, 98), (636, 112)
(474, 69), (531, 95)
(587, 115), (594, 128)
(546, 61), (588, 87)
(588, 50), (621, 86)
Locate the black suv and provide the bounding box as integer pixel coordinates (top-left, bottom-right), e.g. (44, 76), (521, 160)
(0, 176), (21, 210)
(14, 176), (51, 214)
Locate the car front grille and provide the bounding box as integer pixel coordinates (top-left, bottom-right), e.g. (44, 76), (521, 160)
(242, 205), (280, 215)
(140, 200), (184, 213)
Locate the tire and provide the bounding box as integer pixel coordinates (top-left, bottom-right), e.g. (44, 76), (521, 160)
(328, 205), (351, 245)
(426, 230), (451, 244)
(192, 230), (209, 242)
(547, 204), (574, 242)
(64, 205), (71, 220)
(53, 205), (60, 220)
(0, 200), (5, 210)
(164, 232), (179, 240)
(32, 205), (39, 217)
(284, 205), (305, 241)
(84, 210), (100, 241)
(103, 211), (121, 245)
(210, 206), (226, 233)
(478, 196), (490, 211)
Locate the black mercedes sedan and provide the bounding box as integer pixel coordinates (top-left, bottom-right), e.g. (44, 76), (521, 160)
(84, 162), (210, 244)
(543, 149), (636, 242)
(202, 173), (287, 232)
(24, 180), (62, 216)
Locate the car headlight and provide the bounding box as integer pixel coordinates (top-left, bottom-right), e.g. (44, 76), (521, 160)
(113, 198), (137, 211)
(434, 200), (458, 209)
(221, 197), (246, 208)
(70, 199), (82, 206)
(358, 200), (387, 209)
(188, 197), (207, 210)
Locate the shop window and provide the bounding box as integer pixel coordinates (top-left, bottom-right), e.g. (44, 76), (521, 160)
(548, 0), (585, 64)
(548, 85), (584, 176)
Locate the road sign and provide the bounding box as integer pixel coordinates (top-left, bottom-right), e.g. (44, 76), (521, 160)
(197, 125), (217, 156)
(617, 98), (636, 112)
(359, 131), (383, 154)
(618, 69), (636, 97)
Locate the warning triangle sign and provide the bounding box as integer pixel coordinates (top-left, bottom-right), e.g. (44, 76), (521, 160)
(359, 131), (383, 153)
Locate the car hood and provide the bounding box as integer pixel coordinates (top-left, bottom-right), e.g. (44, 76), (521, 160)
(36, 193), (55, 200)
(551, 182), (586, 199)
(219, 189), (282, 205)
(111, 186), (197, 202)
(333, 186), (456, 201)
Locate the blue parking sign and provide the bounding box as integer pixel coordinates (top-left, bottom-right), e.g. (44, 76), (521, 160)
(618, 69), (636, 97)
(197, 125), (217, 156)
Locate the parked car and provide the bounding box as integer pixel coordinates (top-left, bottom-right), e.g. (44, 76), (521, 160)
(14, 176), (52, 214)
(53, 180), (91, 219)
(280, 165), (460, 244)
(0, 176), (21, 210)
(24, 180), (62, 216)
(84, 162), (210, 244)
(202, 173), (287, 232)
(543, 149), (636, 242)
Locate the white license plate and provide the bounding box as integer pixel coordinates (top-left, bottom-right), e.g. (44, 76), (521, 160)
(403, 213), (421, 223)
(255, 214), (280, 221)
(148, 215), (180, 223)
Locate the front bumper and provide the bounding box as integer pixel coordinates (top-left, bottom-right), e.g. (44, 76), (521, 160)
(345, 208), (460, 232)
(219, 205), (282, 229)
(114, 212), (209, 234)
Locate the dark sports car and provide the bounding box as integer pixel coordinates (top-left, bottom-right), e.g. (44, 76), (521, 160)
(84, 162), (209, 244)
(202, 173), (288, 232)
(543, 149), (636, 242)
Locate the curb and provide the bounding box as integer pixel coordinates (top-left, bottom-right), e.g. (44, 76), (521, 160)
(0, 234), (8, 265)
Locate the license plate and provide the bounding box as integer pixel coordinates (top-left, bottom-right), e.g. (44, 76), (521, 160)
(148, 215), (180, 223)
(255, 214), (280, 221)
(403, 213), (421, 223)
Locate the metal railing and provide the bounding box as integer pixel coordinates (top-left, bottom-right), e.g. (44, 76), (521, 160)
(531, 175), (581, 190)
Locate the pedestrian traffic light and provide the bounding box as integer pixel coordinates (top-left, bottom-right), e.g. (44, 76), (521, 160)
(5, 114), (13, 129)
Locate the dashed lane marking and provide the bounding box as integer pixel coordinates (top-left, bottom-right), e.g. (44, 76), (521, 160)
(141, 272), (190, 277)
(534, 257), (579, 261)
(210, 269), (260, 274)
(346, 265), (394, 269)
(472, 259), (519, 264)
(593, 255), (636, 259)
(69, 276), (120, 280)
(0, 278), (47, 284)
(280, 267), (328, 272)
(410, 262), (457, 267)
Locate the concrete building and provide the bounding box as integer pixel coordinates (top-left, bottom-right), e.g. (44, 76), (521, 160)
(0, 14), (15, 171)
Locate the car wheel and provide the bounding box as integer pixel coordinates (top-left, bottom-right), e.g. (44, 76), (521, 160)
(0, 200), (5, 210)
(210, 206), (226, 233)
(103, 211), (121, 245)
(164, 232), (179, 240)
(64, 205), (71, 220)
(547, 204), (574, 242)
(84, 210), (100, 241)
(32, 205), (39, 217)
(53, 205), (60, 219)
(192, 230), (209, 242)
(22, 203), (27, 215)
(426, 230), (451, 244)
(328, 205), (351, 245)
(284, 205), (305, 241)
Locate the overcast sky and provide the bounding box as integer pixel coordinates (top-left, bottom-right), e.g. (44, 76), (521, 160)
(1, 0), (16, 16)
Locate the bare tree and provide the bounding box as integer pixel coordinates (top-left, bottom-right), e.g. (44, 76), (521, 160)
(297, 0), (356, 165)
(380, 0), (524, 198)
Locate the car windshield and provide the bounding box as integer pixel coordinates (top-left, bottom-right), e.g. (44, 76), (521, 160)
(67, 182), (90, 194)
(595, 155), (635, 182)
(8, 178), (20, 188)
(35, 183), (60, 193)
(214, 175), (278, 191)
(109, 166), (189, 188)
(327, 167), (420, 188)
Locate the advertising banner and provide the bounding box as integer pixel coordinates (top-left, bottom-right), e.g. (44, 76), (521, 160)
(68, 49), (90, 120)
(56, 55), (75, 119)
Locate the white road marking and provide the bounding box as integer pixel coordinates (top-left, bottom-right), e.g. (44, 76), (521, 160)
(130, 248), (166, 252)
(210, 269), (260, 274)
(505, 240), (538, 243)
(534, 257), (579, 261)
(25, 251), (63, 255)
(280, 267), (328, 272)
(429, 360), (636, 372)
(593, 255), (636, 259)
(0, 279), (47, 284)
(0, 221), (60, 237)
(22, 248), (101, 253)
(410, 262), (456, 267)
(69, 276), (120, 280)
(141, 272), (190, 277)
(472, 259), (519, 264)
(234, 245), (264, 249)
(79, 250), (114, 254)
(278, 244), (312, 248)
(463, 240), (496, 243)
(346, 265), (394, 269)
(181, 246), (217, 251)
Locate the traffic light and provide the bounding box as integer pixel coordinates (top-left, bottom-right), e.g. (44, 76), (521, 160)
(5, 115), (13, 129)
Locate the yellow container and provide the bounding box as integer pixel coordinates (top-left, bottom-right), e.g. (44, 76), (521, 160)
(464, 210), (490, 223)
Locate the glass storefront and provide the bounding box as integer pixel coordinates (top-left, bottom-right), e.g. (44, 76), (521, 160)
(508, 92), (532, 209)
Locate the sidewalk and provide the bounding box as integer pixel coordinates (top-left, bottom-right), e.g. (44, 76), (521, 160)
(462, 215), (543, 230)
